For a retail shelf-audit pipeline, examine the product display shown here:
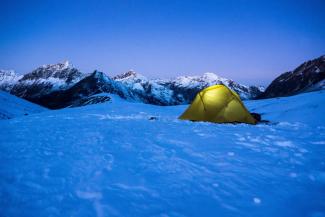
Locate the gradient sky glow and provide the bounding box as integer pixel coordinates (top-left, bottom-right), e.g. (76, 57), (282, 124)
(1, 0), (325, 85)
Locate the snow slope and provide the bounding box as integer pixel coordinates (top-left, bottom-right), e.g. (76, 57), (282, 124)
(0, 91), (47, 119)
(0, 91), (325, 217)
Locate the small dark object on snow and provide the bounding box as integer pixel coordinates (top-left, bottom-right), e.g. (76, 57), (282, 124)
(148, 116), (158, 121)
(250, 113), (261, 122)
(250, 112), (270, 124)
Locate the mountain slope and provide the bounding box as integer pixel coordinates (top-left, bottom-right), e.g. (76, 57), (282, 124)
(35, 71), (132, 109)
(258, 55), (325, 99)
(1, 61), (263, 108)
(159, 72), (264, 102)
(0, 90), (324, 216)
(0, 90), (47, 119)
(10, 61), (85, 102)
(113, 71), (177, 105)
(114, 71), (264, 105)
(0, 70), (22, 91)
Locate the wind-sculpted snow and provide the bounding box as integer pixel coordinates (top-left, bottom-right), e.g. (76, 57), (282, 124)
(0, 91), (325, 217)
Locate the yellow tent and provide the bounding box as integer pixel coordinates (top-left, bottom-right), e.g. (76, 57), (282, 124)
(179, 84), (257, 124)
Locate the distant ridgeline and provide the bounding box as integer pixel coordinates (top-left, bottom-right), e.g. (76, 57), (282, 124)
(0, 61), (263, 109)
(0, 55), (324, 109)
(257, 55), (325, 99)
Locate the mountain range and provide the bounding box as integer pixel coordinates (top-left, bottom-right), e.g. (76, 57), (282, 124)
(0, 55), (324, 109)
(0, 62), (263, 109)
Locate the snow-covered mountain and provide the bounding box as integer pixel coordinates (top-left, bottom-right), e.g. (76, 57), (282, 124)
(160, 72), (264, 101)
(258, 55), (325, 99)
(1, 90), (324, 216)
(3, 55), (325, 108)
(36, 70), (132, 109)
(113, 71), (264, 105)
(113, 71), (177, 105)
(10, 61), (85, 103)
(0, 90), (47, 119)
(0, 69), (22, 91)
(1, 61), (263, 108)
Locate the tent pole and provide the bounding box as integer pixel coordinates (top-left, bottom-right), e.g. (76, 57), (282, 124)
(199, 92), (207, 111)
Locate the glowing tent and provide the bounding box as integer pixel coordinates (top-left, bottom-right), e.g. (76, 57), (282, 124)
(179, 84), (257, 124)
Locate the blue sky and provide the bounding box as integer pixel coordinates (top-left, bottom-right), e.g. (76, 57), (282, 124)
(0, 0), (324, 85)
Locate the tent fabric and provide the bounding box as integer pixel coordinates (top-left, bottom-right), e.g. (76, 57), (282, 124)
(179, 84), (257, 124)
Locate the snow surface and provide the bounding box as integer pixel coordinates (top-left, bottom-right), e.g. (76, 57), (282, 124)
(1, 91), (325, 217)
(0, 91), (47, 119)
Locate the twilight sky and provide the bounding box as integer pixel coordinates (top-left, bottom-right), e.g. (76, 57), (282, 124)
(0, 0), (324, 85)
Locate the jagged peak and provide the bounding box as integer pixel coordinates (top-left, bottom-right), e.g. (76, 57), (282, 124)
(201, 72), (226, 81)
(40, 60), (73, 71)
(18, 60), (84, 83)
(90, 70), (111, 82)
(113, 70), (146, 80)
(127, 69), (136, 75)
(92, 70), (105, 78)
(174, 72), (229, 83)
(0, 69), (16, 76)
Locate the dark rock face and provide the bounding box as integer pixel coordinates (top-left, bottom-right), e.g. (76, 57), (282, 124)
(69, 95), (111, 108)
(161, 81), (204, 104)
(10, 61), (84, 101)
(113, 71), (178, 105)
(161, 79), (264, 104)
(40, 70), (262, 109)
(113, 71), (264, 106)
(34, 71), (131, 109)
(258, 55), (325, 99)
(1, 61), (264, 109)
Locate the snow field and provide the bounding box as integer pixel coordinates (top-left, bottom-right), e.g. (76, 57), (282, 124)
(0, 91), (325, 217)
